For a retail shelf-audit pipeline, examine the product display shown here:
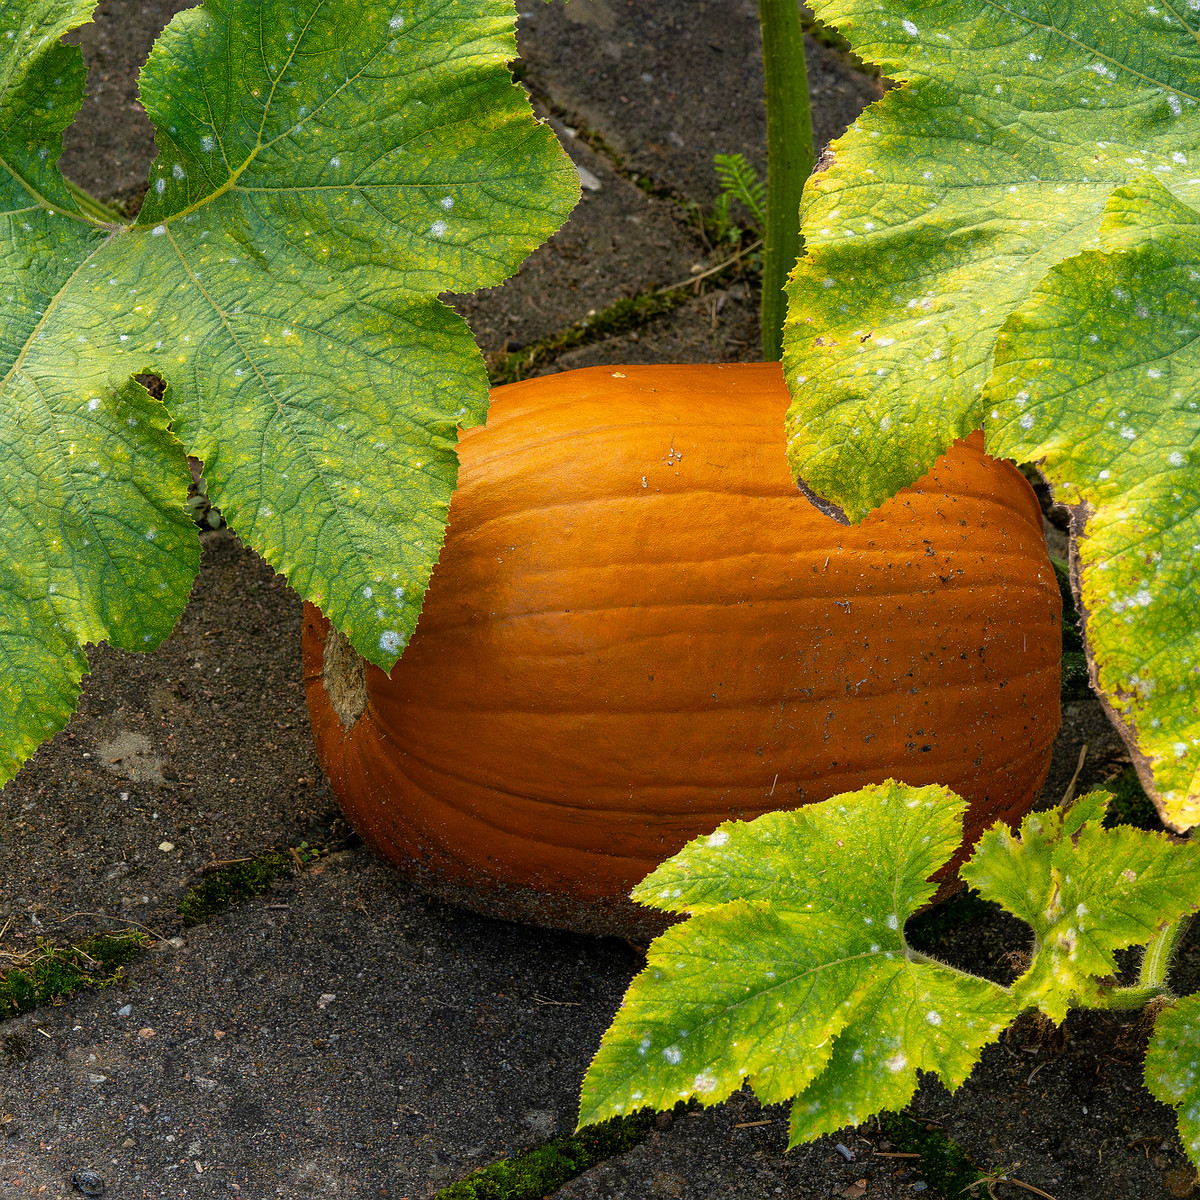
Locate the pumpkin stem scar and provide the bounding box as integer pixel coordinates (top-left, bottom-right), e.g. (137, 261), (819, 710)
(323, 621), (368, 728)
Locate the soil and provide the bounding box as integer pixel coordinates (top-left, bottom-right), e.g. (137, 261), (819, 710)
(1, 2), (1193, 1199)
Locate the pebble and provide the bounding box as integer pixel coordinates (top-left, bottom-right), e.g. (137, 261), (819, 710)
(158, 841), (175, 852)
(116, 1005), (132, 1018)
(912, 1184), (928, 1194)
(835, 1142), (855, 1161)
(72, 1169), (106, 1196)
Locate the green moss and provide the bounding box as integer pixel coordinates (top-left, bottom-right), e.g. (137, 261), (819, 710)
(487, 291), (685, 386)
(1050, 558), (1090, 701)
(905, 888), (1001, 954)
(435, 1111), (656, 1200)
(2, 1032), (28, 1062)
(876, 1111), (985, 1197)
(177, 851), (293, 926)
(1099, 766), (1162, 831)
(0, 931), (150, 1018)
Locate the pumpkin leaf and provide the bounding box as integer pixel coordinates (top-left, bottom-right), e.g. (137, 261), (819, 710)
(0, 0), (578, 786)
(961, 791), (1200, 1021)
(783, 0), (1200, 518)
(986, 178), (1200, 829)
(1144, 992), (1200, 1160)
(782, 0), (1200, 828)
(579, 781), (1019, 1147)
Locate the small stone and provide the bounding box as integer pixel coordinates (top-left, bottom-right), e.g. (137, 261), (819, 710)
(158, 841), (175, 852)
(911, 1184), (928, 1194)
(116, 1005), (132, 1018)
(137, 1027), (155, 1039)
(72, 1169), (106, 1196)
(121, 1138), (135, 1148)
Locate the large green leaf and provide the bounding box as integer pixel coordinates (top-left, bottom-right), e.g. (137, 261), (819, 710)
(1145, 993), (1200, 1160)
(783, 0), (1200, 517)
(987, 178), (1200, 828)
(578, 782), (1019, 1147)
(962, 791), (1200, 1020)
(0, 0), (578, 785)
(782, 0), (1200, 826)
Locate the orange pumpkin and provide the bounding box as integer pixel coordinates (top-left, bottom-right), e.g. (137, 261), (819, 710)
(303, 363), (1061, 937)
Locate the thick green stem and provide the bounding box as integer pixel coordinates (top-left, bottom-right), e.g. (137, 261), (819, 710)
(1139, 914), (1192, 991)
(1094, 916), (1191, 1010)
(1098, 984), (1171, 1011)
(757, 0), (814, 362)
(64, 177), (127, 226)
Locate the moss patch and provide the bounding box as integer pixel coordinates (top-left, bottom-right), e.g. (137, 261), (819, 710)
(435, 1111), (656, 1200)
(487, 291), (685, 386)
(1099, 766), (1163, 831)
(876, 1111), (985, 1197)
(1050, 558), (1090, 701)
(0, 931), (149, 1018)
(177, 851), (294, 926)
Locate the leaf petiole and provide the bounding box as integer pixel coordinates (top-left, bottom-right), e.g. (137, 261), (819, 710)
(1138, 914), (1192, 991)
(62, 178), (126, 227)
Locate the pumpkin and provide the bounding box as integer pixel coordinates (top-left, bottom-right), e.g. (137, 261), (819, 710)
(303, 363), (1061, 937)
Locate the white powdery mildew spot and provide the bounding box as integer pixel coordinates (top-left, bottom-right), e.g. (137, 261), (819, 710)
(926, 1011), (942, 1026)
(886, 1052), (907, 1073)
(389, 13), (404, 29)
(886, 913), (899, 930)
(430, 220), (448, 237)
(172, 163), (185, 179)
(88, 398), (100, 411)
(1121, 426), (1137, 440)
(706, 829), (729, 847)
(380, 630), (405, 656)
(693, 1071), (718, 1094)
(663, 1045), (682, 1065)
(441, 196), (454, 209)
(901, 18), (919, 35)
(1020, 413), (1035, 430)
(155, 178), (166, 195)
(393, 586), (405, 601)
(151, 225), (166, 237)
(1169, 451), (1185, 466)
(363, 586), (373, 599)
(1169, 94), (1183, 116)
(330, 157), (341, 168)
(1148, 368), (1162, 378)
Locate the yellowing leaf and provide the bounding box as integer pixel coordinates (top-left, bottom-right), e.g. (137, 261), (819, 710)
(580, 782), (1019, 1146)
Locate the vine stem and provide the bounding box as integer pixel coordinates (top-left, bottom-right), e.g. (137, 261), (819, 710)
(64, 178), (126, 227)
(1139, 914), (1191, 990)
(757, 0), (814, 361)
(1095, 914), (1191, 1010)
